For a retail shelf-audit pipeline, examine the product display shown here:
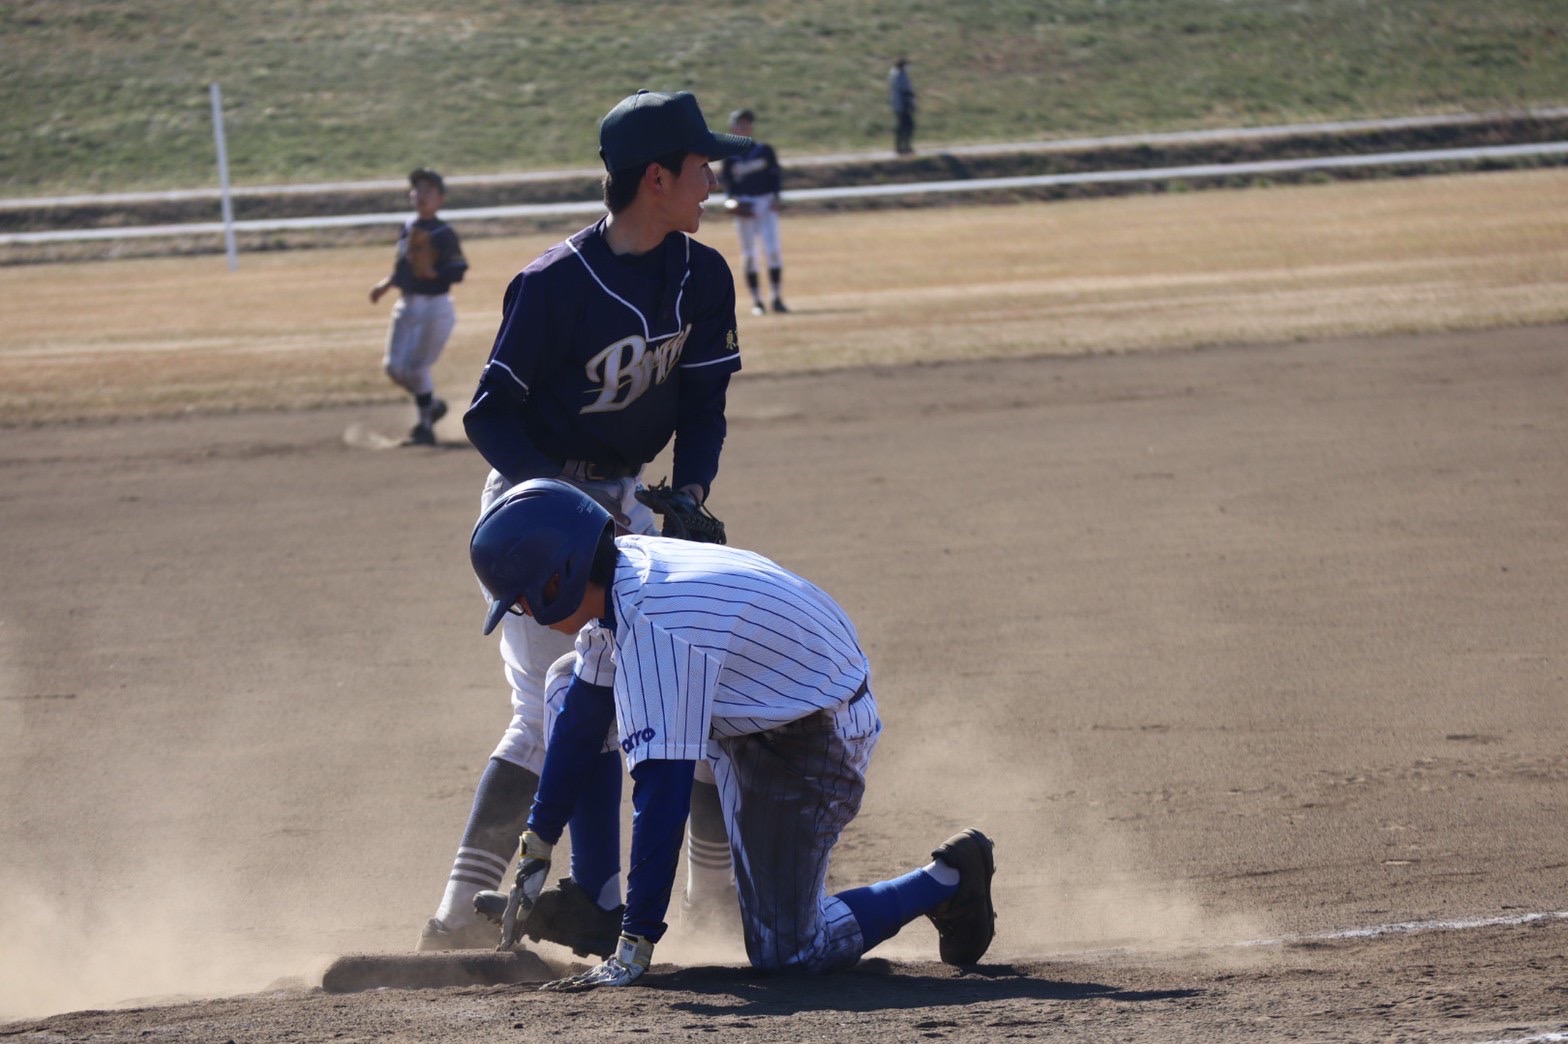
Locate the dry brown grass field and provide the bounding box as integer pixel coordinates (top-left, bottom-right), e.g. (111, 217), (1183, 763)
(3, 167), (1565, 425)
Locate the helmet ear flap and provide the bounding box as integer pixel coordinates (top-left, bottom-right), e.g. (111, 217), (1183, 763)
(538, 573), (564, 615)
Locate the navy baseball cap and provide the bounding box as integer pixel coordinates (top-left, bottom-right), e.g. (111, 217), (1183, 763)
(599, 90), (750, 172)
(408, 167), (444, 191)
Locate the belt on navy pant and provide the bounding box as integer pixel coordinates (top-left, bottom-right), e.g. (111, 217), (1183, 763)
(562, 459), (639, 482)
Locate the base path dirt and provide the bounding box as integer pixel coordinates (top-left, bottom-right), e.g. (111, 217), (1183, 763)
(2, 324), (1565, 1041)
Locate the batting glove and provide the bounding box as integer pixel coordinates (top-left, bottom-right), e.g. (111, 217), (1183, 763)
(539, 933), (653, 991)
(499, 830), (553, 950)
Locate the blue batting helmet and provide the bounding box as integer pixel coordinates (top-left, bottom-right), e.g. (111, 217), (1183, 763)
(470, 479), (613, 633)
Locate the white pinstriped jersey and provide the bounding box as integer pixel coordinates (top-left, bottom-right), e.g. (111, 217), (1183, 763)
(570, 536), (870, 767)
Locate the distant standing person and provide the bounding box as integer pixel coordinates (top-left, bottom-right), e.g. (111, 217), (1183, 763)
(370, 168), (468, 446)
(719, 109), (788, 316)
(888, 57), (916, 156)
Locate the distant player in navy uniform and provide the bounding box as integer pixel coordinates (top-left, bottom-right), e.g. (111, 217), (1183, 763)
(369, 168), (468, 446)
(719, 109), (788, 316)
(467, 480), (998, 988)
(416, 91), (750, 955)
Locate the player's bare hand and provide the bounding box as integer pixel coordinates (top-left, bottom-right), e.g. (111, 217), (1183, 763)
(369, 281), (390, 304)
(539, 934), (652, 991)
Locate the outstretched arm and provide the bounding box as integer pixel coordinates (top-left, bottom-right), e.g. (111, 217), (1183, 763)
(463, 383), (560, 487)
(495, 674), (618, 949)
(540, 757), (696, 991)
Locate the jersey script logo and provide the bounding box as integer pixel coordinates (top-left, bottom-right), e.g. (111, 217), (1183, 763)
(729, 155), (771, 181)
(581, 325), (692, 414)
(620, 726), (657, 754)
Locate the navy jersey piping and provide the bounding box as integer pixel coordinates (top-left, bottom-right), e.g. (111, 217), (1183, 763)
(567, 234), (693, 344)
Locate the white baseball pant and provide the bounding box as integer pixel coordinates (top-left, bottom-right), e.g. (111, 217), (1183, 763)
(383, 291), (455, 397)
(732, 195), (782, 273)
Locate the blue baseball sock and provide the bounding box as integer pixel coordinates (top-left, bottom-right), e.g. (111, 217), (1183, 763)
(836, 867), (958, 952)
(567, 750), (623, 909)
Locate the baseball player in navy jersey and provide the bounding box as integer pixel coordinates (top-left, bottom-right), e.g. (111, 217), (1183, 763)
(719, 110), (788, 316)
(370, 168), (468, 446)
(468, 480), (997, 987)
(417, 91), (750, 955)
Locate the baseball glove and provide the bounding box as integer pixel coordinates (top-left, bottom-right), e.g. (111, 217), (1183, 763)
(405, 227), (438, 280)
(723, 197), (755, 219)
(635, 481), (727, 544)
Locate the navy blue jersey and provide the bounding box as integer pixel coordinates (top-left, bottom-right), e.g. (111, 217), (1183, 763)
(720, 143), (782, 198)
(391, 216), (467, 295)
(465, 220), (741, 493)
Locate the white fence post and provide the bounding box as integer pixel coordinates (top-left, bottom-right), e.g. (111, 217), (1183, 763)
(209, 82), (239, 271)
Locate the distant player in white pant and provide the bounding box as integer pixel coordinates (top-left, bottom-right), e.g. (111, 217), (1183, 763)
(369, 168), (467, 446)
(468, 479), (998, 989)
(719, 109), (788, 316)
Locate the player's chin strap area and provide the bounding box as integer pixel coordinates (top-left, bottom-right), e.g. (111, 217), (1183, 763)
(539, 933), (653, 991)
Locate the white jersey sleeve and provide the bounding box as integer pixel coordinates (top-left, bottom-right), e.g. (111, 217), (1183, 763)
(611, 594), (722, 764)
(573, 619), (618, 686)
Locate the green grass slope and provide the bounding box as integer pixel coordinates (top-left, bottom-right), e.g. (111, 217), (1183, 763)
(3, 0), (1565, 196)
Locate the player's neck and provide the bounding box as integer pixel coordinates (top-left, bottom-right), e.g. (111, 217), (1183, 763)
(547, 583), (608, 635)
(602, 210), (670, 257)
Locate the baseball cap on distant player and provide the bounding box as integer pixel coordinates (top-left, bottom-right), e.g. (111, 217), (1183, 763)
(408, 167), (444, 191)
(598, 90), (750, 172)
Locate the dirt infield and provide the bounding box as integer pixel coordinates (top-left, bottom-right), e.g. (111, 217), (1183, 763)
(2, 322), (1565, 1041)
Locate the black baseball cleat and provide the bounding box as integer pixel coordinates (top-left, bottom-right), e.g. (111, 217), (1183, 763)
(523, 877), (624, 958)
(926, 828), (996, 966)
(770, 298), (789, 314)
(406, 422), (436, 446)
(428, 398), (448, 425)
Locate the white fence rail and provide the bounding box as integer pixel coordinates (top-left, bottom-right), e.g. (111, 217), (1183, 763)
(4, 139), (1566, 248)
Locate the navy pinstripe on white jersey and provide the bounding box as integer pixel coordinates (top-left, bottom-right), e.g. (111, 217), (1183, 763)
(583, 537), (869, 766)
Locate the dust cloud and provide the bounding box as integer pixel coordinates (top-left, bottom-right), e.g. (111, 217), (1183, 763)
(861, 700), (1266, 964)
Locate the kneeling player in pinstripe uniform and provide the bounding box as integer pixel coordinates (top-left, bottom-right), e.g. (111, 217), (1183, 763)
(469, 479), (997, 987)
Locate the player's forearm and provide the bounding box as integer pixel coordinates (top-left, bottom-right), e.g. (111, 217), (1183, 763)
(463, 388), (560, 486)
(622, 758), (696, 942)
(526, 676), (618, 845)
(670, 372), (729, 499)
